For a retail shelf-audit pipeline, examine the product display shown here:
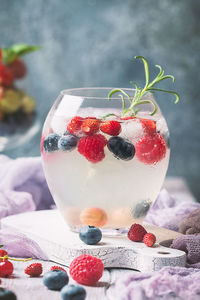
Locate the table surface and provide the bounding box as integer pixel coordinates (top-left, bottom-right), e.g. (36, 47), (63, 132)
(0, 177), (195, 300)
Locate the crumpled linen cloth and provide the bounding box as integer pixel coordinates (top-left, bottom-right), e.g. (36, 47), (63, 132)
(179, 208), (200, 234)
(110, 267), (200, 300)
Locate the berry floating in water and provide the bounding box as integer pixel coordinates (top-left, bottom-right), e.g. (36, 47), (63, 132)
(67, 116), (83, 135)
(43, 133), (60, 153)
(100, 120), (121, 136)
(80, 207), (107, 227)
(81, 117), (100, 135)
(58, 135), (78, 151)
(79, 226), (102, 245)
(107, 136), (135, 161)
(61, 284), (86, 300)
(43, 269), (69, 291)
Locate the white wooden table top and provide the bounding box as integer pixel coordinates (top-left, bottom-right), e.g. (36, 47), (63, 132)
(0, 177), (195, 299)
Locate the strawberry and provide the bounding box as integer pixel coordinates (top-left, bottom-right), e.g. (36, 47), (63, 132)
(24, 263), (43, 277)
(100, 120), (121, 136)
(0, 64), (13, 87)
(127, 223), (147, 242)
(120, 116), (136, 120)
(67, 116), (83, 135)
(78, 134), (107, 163)
(140, 118), (156, 135)
(135, 133), (166, 164)
(143, 233), (156, 247)
(81, 117), (100, 135)
(7, 58), (27, 79)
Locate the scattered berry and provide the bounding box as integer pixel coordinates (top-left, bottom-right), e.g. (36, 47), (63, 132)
(7, 58), (27, 79)
(43, 133), (60, 153)
(0, 64), (13, 87)
(79, 226), (102, 245)
(80, 207), (107, 227)
(24, 263), (43, 277)
(127, 223), (147, 242)
(107, 136), (135, 161)
(58, 135), (78, 151)
(0, 260), (14, 277)
(43, 269), (69, 291)
(78, 134), (107, 163)
(140, 119), (156, 135)
(69, 254), (104, 286)
(50, 266), (67, 273)
(61, 284), (86, 300)
(0, 249), (8, 261)
(143, 233), (156, 247)
(81, 117), (100, 135)
(100, 120), (121, 136)
(135, 133), (166, 164)
(0, 288), (17, 300)
(67, 116), (83, 135)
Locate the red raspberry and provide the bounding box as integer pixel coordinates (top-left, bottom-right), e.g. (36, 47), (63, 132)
(67, 116), (84, 135)
(140, 119), (156, 135)
(81, 117), (100, 135)
(135, 133), (166, 164)
(128, 223), (147, 242)
(100, 120), (121, 136)
(24, 263), (43, 277)
(0, 260), (14, 277)
(0, 64), (13, 87)
(143, 233), (156, 247)
(69, 254), (104, 286)
(7, 58), (27, 79)
(78, 134), (107, 163)
(0, 250), (8, 261)
(50, 266), (67, 273)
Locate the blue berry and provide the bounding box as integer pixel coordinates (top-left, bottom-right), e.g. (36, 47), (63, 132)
(107, 136), (135, 160)
(43, 133), (60, 153)
(61, 284), (86, 300)
(79, 226), (102, 245)
(58, 135), (78, 151)
(0, 288), (17, 300)
(43, 270), (69, 291)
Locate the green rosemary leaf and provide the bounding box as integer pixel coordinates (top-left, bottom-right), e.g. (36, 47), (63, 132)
(148, 88), (179, 104)
(132, 100), (158, 116)
(155, 65), (164, 78)
(135, 56), (149, 89)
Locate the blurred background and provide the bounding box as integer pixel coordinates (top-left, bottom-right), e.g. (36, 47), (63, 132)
(0, 0), (200, 199)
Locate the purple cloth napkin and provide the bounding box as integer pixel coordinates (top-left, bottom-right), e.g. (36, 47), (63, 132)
(110, 267), (200, 300)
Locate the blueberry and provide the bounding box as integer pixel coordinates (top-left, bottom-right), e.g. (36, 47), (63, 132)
(107, 136), (135, 160)
(43, 270), (69, 291)
(0, 288), (17, 300)
(61, 284), (86, 300)
(43, 133), (60, 153)
(79, 226), (102, 245)
(132, 199), (151, 218)
(58, 135), (78, 151)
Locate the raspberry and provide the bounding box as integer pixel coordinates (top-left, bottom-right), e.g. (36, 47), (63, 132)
(143, 233), (156, 247)
(24, 263), (43, 277)
(50, 266), (67, 273)
(100, 120), (121, 136)
(7, 58), (27, 79)
(81, 117), (100, 135)
(69, 254), (104, 286)
(127, 223), (147, 242)
(0, 64), (13, 87)
(0, 249), (8, 261)
(0, 260), (14, 277)
(67, 116), (83, 135)
(78, 134), (107, 163)
(135, 133), (166, 164)
(140, 119), (156, 135)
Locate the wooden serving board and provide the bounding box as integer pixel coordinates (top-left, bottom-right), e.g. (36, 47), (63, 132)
(1, 209), (186, 272)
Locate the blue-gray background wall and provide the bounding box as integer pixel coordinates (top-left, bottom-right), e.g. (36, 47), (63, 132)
(1, 0), (200, 199)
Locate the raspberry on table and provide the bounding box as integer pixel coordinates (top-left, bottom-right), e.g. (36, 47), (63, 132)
(100, 120), (121, 136)
(127, 223), (147, 242)
(50, 265), (67, 273)
(78, 134), (107, 163)
(0, 260), (14, 277)
(24, 263), (43, 277)
(81, 117), (100, 135)
(67, 116), (84, 135)
(69, 254), (104, 286)
(143, 233), (156, 247)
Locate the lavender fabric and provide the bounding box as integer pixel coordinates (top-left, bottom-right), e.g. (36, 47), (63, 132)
(179, 208), (200, 234)
(111, 267), (200, 300)
(144, 189), (200, 231)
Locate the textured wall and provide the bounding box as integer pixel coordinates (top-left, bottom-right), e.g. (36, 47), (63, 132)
(1, 0), (200, 198)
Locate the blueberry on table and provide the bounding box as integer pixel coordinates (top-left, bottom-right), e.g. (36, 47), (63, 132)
(79, 225), (102, 245)
(58, 135), (78, 151)
(43, 269), (69, 291)
(0, 288), (17, 300)
(43, 133), (60, 153)
(61, 284), (86, 300)
(107, 136), (135, 161)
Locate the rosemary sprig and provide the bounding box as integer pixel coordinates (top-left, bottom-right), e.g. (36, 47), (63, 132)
(108, 56), (179, 116)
